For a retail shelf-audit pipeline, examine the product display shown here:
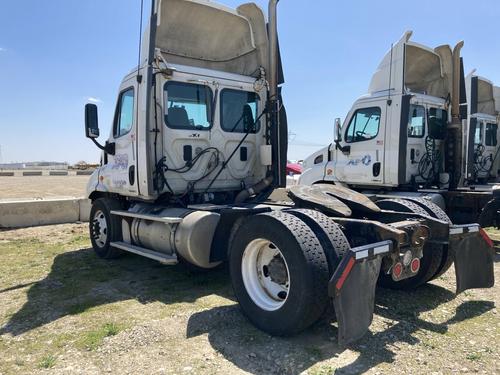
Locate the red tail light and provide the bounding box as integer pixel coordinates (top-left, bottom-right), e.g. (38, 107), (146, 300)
(410, 258), (420, 273)
(392, 262), (403, 279)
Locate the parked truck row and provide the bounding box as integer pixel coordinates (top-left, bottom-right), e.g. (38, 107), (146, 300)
(84, 0), (495, 346)
(299, 31), (500, 228)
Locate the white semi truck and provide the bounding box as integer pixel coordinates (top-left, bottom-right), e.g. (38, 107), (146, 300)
(84, 2), (494, 345)
(463, 71), (500, 183)
(299, 31), (500, 227)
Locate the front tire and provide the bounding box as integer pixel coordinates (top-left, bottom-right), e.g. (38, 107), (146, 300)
(89, 198), (124, 259)
(229, 211), (330, 336)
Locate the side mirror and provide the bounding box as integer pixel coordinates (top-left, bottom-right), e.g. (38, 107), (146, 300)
(85, 104), (100, 139)
(334, 118), (342, 142)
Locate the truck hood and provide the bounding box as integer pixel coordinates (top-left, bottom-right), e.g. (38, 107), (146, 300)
(150, 0), (269, 77)
(368, 31), (452, 99)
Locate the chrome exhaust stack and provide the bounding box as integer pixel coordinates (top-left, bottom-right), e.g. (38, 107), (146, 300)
(447, 41), (465, 189)
(268, 0), (279, 101)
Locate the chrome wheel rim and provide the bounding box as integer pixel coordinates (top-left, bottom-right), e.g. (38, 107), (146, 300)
(241, 239), (290, 311)
(92, 210), (108, 248)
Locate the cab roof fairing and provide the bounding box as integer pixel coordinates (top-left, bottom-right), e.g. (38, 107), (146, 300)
(141, 0), (269, 79)
(493, 86), (500, 115)
(367, 31), (452, 100)
(465, 71), (497, 117)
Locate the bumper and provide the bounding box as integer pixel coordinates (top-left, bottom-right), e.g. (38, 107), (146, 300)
(329, 240), (392, 346)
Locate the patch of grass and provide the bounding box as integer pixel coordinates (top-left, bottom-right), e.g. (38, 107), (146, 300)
(466, 352), (482, 361)
(38, 354), (56, 369)
(78, 322), (121, 351)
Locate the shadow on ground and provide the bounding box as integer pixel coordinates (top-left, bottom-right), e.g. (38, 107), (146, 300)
(0, 246), (495, 375)
(0, 247), (232, 336)
(187, 283), (494, 374)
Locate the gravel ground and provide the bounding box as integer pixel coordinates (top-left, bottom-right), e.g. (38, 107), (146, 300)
(0, 176), (89, 200)
(0, 224), (498, 374)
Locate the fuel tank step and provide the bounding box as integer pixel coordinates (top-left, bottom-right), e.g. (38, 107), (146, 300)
(110, 210), (183, 224)
(110, 241), (178, 265)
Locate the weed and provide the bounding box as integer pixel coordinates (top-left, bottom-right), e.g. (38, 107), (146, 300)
(79, 322), (121, 351)
(38, 355), (56, 369)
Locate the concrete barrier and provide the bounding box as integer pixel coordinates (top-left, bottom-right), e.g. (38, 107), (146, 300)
(0, 172), (14, 177)
(76, 170), (94, 176)
(49, 171), (69, 176)
(22, 171), (43, 176)
(0, 198), (91, 228)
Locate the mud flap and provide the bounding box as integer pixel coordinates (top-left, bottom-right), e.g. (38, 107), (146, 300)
(329, 240), (392, 346)
(449, 225), (495, 294)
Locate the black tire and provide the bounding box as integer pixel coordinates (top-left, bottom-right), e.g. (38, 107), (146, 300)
(376, 198), (443, 290)
(287, 209), (350, 275)
(479, 198), (500, 228)
(229, 211), (330, 336)
(407, 197), (454, 280)
(89, 198), (124, 259)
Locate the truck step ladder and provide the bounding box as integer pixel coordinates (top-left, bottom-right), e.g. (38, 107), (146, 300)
(110, 241), (178, 265)
(110, 210), (183, 224)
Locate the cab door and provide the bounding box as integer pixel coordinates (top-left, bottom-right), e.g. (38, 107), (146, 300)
(333, 101), (386, 185)
(105, 80), (138, 195)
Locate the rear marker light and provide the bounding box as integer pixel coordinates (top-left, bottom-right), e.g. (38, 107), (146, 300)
(392, 262), (403, 279)
(479, 228), (494, 248)
(410, 258), (420, 273)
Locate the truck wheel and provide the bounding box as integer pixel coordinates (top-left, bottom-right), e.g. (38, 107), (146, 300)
(376, 199), (443, 290)
(479, 198), (500, 228)
(89, 198), (124, 259)
(287, 209), (350, 275)
(408, 197), (454, 281)
(229, 211), (330, 336)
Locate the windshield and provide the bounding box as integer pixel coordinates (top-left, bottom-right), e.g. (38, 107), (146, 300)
(427, 108), (447, 140)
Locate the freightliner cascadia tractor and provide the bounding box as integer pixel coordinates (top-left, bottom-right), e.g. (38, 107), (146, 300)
(84, 2), (494, 345)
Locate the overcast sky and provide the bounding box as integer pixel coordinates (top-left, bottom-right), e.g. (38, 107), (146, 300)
(1, 0), (499, 163)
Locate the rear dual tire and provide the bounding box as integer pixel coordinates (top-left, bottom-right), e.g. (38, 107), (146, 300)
(376, 198), (448, 290)
(229, 210), (347, 336)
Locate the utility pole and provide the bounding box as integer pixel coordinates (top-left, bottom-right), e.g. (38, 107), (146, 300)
(0, 144), (3, 164)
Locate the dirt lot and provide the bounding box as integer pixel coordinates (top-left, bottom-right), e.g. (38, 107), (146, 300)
(0, 176), (89, 200)
(0, 224), (498, 375)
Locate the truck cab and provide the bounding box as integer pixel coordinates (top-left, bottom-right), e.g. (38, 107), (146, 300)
(300, 31), (457, 190)
(464, 72), (500, 182)
(86, 0), (286, 204)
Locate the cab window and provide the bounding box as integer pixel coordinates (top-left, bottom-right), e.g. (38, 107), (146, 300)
(345, 107), (381, 143)
(164, 82), (212, 130)
(427, 108), (447, 140)
(220, 89), (260, 133)
(474, 122), (483, 145)
(485, 123), (498, 147)
(408, 105), (425, 138)
(114, 88), (135, 138)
